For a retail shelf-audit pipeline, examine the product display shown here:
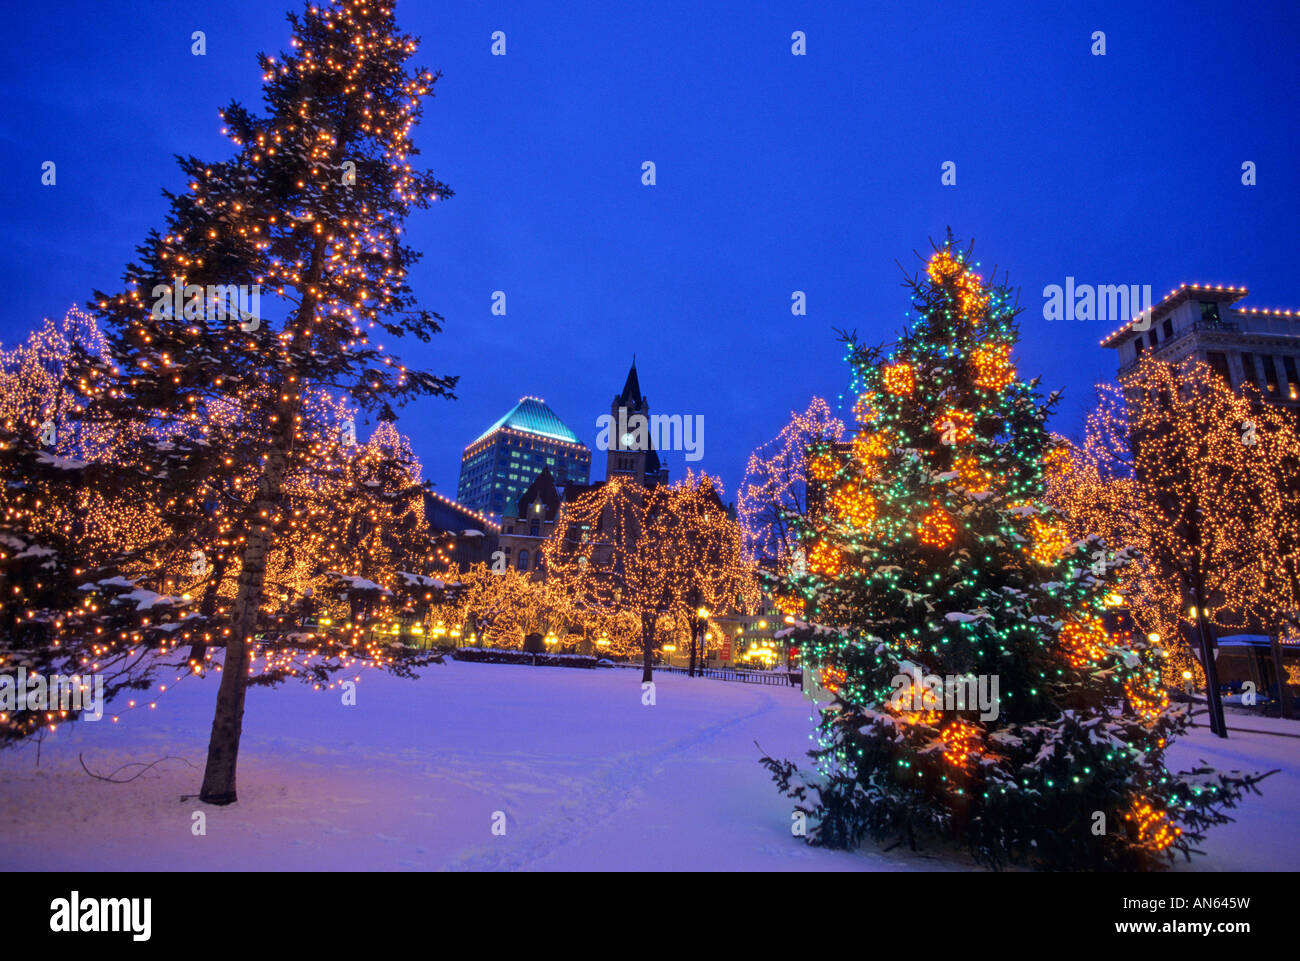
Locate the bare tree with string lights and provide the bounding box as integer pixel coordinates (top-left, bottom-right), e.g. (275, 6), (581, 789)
(738, 397), (845, 571)
(1049, 355), (1300, 731)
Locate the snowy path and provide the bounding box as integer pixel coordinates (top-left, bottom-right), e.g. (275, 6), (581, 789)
(1, 661), (1295, 871)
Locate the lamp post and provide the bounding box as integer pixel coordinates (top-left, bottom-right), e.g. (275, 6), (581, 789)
(692, 606), (709, 677)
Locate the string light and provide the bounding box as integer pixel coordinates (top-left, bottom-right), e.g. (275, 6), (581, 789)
(917, 505), (956, 548)
(882, 362), (915, 396)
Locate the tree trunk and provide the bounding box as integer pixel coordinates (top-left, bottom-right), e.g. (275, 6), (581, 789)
(641, 612), (653, 683)
(688, 629), (697, 678)
(198, 444), (289, 804)
(1190, 580), (1228, 738)
(198, 191), (325, 805)
(1270, 627), (1292, 720)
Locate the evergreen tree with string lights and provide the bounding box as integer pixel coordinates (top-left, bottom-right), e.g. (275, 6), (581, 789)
(0, 307), (183, 744)
(761, 234), (1271, 870)
(75, 0), (456, 804)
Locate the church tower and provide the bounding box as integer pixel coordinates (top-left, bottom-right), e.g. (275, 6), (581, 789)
(605, 359), (668, 486)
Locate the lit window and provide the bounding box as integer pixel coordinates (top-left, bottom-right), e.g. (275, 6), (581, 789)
(1284, 357), (1300, 400)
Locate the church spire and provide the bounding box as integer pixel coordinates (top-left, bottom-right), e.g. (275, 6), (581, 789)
(615, 357), (645, 409)
(606, 355), (667, 486)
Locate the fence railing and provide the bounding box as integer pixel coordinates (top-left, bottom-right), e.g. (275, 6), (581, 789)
(651, 664), (802, 687)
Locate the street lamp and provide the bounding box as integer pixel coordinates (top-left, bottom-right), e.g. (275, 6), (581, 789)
(693, 607), (710, 677)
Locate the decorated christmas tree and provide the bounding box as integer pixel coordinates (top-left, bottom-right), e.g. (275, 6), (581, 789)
(68, 0), (455, 803)
(763, 235), (1270, 870)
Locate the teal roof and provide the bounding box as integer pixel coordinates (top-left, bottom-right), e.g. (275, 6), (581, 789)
(472, 397), (583, 447)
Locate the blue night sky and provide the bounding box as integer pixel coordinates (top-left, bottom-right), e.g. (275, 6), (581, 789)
(2, 0), (1297, 504)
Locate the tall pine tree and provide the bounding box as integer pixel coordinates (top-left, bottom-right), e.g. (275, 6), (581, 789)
(763, 236), (1269, 869)
(80, 0), (455, 803)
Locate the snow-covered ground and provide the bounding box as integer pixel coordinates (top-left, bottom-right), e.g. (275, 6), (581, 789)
(2, 660), (1296, 871)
